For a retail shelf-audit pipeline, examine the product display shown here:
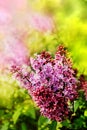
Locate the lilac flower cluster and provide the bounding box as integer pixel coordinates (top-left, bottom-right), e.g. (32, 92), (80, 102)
(11, 45), (78, 121)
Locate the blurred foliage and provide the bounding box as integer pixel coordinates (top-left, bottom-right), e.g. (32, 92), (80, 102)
(27, 0), (87, 75)
(0, 0), (87, 130)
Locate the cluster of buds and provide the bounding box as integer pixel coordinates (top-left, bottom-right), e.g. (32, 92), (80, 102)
(11, 45), (78, 121)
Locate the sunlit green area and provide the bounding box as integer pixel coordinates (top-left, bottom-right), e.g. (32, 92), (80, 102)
(0, 0), (87, 130)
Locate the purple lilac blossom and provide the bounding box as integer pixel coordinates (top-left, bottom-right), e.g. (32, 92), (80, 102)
(11, 45), (78, 121)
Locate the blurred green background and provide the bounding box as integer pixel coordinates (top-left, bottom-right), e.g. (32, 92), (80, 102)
(0, 0), (87, 130)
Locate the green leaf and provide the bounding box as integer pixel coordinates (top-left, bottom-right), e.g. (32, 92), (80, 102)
(21, 122), (27, 130)
(23, 105), (36, 119)
(12, 107), (22, 124)
(38, 116), (51, 129)
(0, 110), (4, 116)
(62, 119), (71, 128)
(56, 122), (62, 130)
(1, 121), (9, 130)
(84, 110), (87, 117)
(48, 120), (57, 130)
(74, 100), (79, 112)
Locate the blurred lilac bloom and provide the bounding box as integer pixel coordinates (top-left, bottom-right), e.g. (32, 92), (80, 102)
(0, 2), (29, 71)
(28, 13), (54, 33)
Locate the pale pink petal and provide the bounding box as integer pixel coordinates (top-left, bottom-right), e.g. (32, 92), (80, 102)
(0, 0), (28, 12)
(0, 8), (12, 25)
